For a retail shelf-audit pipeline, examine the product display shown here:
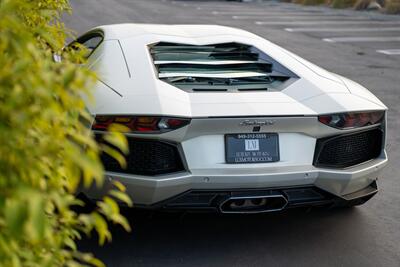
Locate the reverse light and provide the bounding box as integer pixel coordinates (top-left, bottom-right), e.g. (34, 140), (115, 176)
(318, 111), (384, 129)
(92, 115), (190, 133)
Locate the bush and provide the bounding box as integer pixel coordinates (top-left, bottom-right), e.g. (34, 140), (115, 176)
(385, 0), (400, 13)
(354, 0), (374, 10)
(0, 0), (131, 266)
(302, 0), (327, 5)
(331, 0), (358, 8)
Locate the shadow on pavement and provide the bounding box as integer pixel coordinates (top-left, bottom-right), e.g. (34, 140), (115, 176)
(79, 207), (369, 266)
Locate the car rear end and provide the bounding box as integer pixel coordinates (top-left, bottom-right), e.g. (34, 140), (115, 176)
(85, 27), (388, 213)
(89, 110), (386, 213)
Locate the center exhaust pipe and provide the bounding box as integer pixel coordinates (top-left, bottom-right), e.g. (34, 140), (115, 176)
(219, 194), (288, 214)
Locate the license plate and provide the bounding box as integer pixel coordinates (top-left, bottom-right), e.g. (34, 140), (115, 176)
(225, 133), (279, 163)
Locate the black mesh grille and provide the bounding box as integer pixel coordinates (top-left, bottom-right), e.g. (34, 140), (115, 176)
(96, 135), (184, 176)
(314, 128), (383, 168)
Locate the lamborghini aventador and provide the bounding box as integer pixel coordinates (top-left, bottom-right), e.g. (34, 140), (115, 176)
(78, 24), (388, 213)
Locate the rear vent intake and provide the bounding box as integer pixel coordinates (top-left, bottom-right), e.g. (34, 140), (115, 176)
(149, 42), (294, 92)
(314, 128), (383, 168)
(96, 135), (185, 176)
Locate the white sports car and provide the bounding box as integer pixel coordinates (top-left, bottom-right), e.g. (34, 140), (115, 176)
(79, 24), (388, 213)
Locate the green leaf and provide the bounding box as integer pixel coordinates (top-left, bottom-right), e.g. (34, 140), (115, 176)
(26, 192), (46, 242)
(103, 130), (129, 155)
(4, 197), (28, 239)
(64, 237), (77, 251)
(91, 213), (111, 245)
(100, 144), (127, 169)
(112, 180), (126, 192)
(109, 190), (133, 207)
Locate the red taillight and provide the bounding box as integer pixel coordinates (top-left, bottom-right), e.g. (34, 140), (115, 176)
(317, 115), (332, 125)
(135, 117), (159, 132)
(318, 111), (384, 129)
(92, 115), (114, 130)
(92, 116), (190, 133)
(167, 119), (186, 127)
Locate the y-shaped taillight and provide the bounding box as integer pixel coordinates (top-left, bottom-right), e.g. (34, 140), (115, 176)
(92, 115), (190, 133)
(318, 111), (384, 129)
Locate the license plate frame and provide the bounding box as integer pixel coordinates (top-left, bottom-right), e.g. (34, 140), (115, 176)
(225, 133), (280, 164)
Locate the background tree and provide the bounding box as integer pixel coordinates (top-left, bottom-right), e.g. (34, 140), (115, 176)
(386, 0), (400, 13)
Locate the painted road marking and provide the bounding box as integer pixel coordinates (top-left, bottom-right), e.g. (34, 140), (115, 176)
(182, 5), (245, 9)
(213, 11), (328, 15)
(323, 36), (400, 42)
(285, 27), (400, 32)
(233, 15), (366, 20)
(256, 20), (400, 26)
(376, 49), (400, 55)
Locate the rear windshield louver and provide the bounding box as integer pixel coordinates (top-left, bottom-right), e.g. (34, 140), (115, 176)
(149, 42), (291, 92)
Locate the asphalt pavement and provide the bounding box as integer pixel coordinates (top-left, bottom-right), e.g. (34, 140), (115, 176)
(63, 1), (400, 266)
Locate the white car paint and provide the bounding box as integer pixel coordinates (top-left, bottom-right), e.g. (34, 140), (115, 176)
(81, 24), (387, 209)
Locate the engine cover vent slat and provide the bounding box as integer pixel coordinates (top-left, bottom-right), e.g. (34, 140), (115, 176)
(149, 42), (294, 92)
(154, 60), (262, 65)
(158, 62), (271, 73)
(158, 71), (268, 79)
(152, 52), (260, 61)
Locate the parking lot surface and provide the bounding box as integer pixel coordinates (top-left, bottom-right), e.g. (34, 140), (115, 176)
(64, 1), (400, 266)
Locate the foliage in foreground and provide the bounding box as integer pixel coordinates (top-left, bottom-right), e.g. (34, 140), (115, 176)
(0, 0), (131, 266)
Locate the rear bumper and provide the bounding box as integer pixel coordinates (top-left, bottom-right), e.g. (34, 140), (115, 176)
(83, 154), (387, 207)
(150, 180), (378, 212)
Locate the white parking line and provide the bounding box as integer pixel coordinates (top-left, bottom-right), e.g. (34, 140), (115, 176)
(213, 11), (327, 15)
(285, 27), (400, 32)
(376, 49), (400, 55)
(323, 37), (400, 43)
(183, 5), (244, 9)
(233, 15), (364, 20)
(256, 20), (400, 26)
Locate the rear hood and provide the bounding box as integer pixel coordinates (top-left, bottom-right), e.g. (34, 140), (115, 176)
(93, 74), (384, 117)
(91, 34), (384, 117)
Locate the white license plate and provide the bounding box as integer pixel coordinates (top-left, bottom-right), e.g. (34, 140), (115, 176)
(225, 133), (279, 163)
